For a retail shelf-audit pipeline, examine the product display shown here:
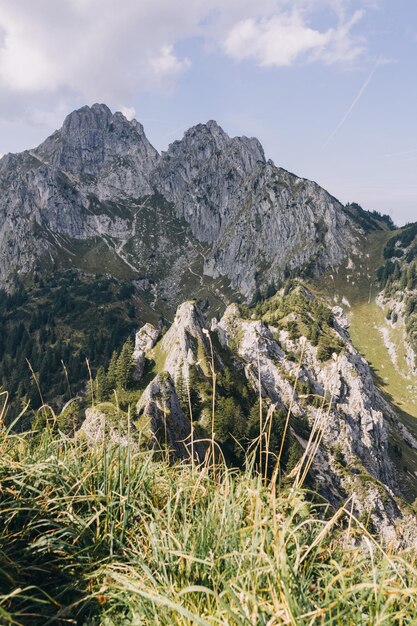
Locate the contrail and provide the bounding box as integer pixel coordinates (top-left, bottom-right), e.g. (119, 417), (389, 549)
(323, 60), (380, 149)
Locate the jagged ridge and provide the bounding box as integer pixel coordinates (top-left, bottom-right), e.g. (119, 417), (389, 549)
(84, 288), (417, 545)
(0, 103), (363, 301)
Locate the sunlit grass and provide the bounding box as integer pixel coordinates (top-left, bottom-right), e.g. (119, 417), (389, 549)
(0, 402), (416, 625)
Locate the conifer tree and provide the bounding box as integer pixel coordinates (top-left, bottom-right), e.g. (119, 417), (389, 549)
(107, 351), (118, 391)
(407, 265), (416, 290)
(175, 368), (189, 413)
(308, 324), (320, 346)
(115, 337), (134, 390)
(95, 366), (108, 402)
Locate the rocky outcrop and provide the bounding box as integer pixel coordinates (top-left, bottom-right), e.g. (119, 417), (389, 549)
(213, 303), (293, 408)
(216, 301), (417, 545)
(77, 406), (135, 447)
(136, 373), (203, 460)
(376, 291), (417, 378)
(132, 323), (160, 381)
(149, 301), (220, 384)
(215, 302), (395, 486)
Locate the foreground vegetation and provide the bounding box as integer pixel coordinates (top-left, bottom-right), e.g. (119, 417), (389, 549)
(0, 398), (416, 625)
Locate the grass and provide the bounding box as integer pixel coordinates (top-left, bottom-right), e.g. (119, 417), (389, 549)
(348, 300), (417, 420)
(1, 402), (417, 625)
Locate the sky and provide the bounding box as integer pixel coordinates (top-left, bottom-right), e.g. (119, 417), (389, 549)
(0, 0), (416, 225)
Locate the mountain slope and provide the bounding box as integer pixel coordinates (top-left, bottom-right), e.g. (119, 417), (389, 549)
(313, 222), (417, 412)
(377, 222), (417, 375)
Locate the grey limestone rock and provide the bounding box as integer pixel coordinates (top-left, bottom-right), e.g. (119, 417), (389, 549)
(153, 300), (219, 384)
(77, 406), (135, 447)
(132, 323), (160, 381)
(209, 298), (416, 545)
(0, 104), (362, 301)
(136, 372), (203, 460)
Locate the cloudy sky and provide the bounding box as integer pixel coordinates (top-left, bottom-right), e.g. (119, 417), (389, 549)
(0, 0), (415, 224)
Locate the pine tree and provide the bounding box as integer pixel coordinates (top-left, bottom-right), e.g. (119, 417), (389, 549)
(407, 265), (416, 290)
(308, 324), (320, 346)
(107, 350), (118, 391)
(175, 368), (188, 413)
(115, 338), (134, 390)
(95, 366), (109, 402)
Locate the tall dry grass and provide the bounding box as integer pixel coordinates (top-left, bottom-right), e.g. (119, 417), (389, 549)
(0, 390), (416, 625)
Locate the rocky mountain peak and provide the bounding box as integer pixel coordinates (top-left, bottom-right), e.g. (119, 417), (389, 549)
(0, 103), (366, 298)
(146, 301), (217, 384)
(34, 103), (159, 186)
(63, 102), (113, 131)
(135, 372), (203, 460)
(153, 120), (267, 242)
(164, 119), (265, 167)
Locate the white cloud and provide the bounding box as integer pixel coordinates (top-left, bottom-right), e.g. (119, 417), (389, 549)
(0, 0), (370, 124)
(223, 8), (365, 67)
(150, 45), (191, 84)
(0, 0), (198, 106)
(119, 106), (136, 121)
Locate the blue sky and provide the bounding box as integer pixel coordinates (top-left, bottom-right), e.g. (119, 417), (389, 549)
(0, 0), (416, 225)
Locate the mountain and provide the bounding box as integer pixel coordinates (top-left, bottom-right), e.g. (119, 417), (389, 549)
(0, 102), (375, 420)
(0, 103), (362, 302)
(312, 216), (417, 456)
(377, 222), (417, 375)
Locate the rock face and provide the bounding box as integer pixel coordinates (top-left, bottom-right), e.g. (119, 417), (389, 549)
(216, 300), (417, 545)
(0, 103), (362, 301)
(215, 302), (395, 485)
(35, 103), (159, 197)
(151, 300), (220, 383)
(77, 406), (135, 447)
(131, 294), (417, 546)
(381, 224), (417, 373)
(132, 323), (160, 381)
(153, 120), (266, 242)
(135, 373), (203, 460)
(376, 284), (417, 378)
(204, 162), (359, 295)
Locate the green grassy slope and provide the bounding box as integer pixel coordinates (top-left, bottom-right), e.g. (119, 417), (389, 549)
(314, 229), (417, 418)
